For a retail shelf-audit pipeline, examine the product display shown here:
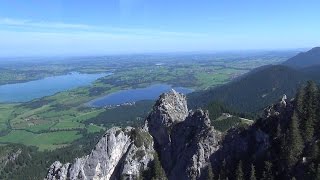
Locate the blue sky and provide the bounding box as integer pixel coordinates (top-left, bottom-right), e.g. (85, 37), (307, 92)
(0, 0), (319, 56)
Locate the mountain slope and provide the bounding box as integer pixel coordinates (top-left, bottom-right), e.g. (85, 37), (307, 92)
(188, 65), (310, 113)
(301, 65), (320, 80)
(188, 47), (320, 113)
(283, 47), (320, 68)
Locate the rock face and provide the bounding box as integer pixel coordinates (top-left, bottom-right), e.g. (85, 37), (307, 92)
(264, 94), (293, 118)
(146, 89), (189, 147)
(46, 89), (309, 180)
(210, 95), (294, 175)
(45, 127), (154, 180)
(147, 90), (221, 180)
(46, 90), (221, 180)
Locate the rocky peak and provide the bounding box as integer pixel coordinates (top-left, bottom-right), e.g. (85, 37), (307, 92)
(147, 91), (221, 180)
(152, 89), (188, 125)
(146, 89), (188, 146)
(46, 90), (221, 180)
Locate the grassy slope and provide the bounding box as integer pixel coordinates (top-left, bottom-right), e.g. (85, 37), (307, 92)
(0, 104), (15, 132)
(0, 130), (82, 151)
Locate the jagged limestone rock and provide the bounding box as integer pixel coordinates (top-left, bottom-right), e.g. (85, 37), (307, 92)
(46, 161), (71, 180)
(264, 94), (292, 118)
(280, 94), (287, 107)
(120, 128), (154, 179)
(46, 90), (222, 180)
(1, 148), (22, 168)
(45, 127), (154, 180)
(169, 110), (221, 180)
(147, 90), (221, 180)
(147, 89), (189, 146)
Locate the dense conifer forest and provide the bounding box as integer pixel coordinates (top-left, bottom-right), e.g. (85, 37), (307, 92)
(206, 81), (320, 180)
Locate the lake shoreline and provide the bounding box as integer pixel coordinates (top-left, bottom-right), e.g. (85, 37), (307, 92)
(87, 84), (193, 108)
(0, 72), (111, 103)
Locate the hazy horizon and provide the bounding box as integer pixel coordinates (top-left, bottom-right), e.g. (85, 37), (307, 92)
(0, 48), (307, 60)
(0, 0), (319, 56)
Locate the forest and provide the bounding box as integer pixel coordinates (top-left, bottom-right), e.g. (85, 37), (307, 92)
(206, 81), (320, 180)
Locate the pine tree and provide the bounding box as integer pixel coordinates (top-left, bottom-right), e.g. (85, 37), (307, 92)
(207, 163), (214, 180)
(151, 153), (167, 180)
(317, 84), (320, 129)
(310, 142), (319, 161)
(302, 81), (318, 141)
(236, 160), (244, 180)
(276, 123), (281, 138)
(280, 130), (287, 164)
(306, 163), (316, 179)
(219, 159), (227, 180)
(295, 87), (305, 120)
(316, 165), (320, 180)
(262, 161), (273, 180)
(286, 111), (303, 167)
(312, 83), (320, 135)
(250, 164), (256, 180)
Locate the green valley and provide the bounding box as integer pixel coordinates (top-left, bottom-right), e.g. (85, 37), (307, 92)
(0, 52), (294, 151)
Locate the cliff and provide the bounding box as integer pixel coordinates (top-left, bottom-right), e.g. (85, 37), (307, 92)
(45, 127), (154, 180)
(146, 90), (221, 179)
(45, 90), (221, 180)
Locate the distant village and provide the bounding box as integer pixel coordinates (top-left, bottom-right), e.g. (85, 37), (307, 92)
(104, 102), (136, 109)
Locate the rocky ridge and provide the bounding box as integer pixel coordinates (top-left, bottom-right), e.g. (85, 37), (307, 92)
(45, 127), (154, 180)
(45, 90), (221, 180)
(45, 89), (296, 180)
(209, 94), (294, 177)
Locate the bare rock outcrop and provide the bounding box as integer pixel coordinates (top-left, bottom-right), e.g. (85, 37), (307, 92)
(147, 90), (221, 180)
(264, 94), (292, 118)
(146, 89), (189, 146)
(45, 127), (154, 180)
(46, 89), (222, 180)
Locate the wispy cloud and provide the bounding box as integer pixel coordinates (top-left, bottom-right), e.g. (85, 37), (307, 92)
(0, 18), (29, 26)
(0, 17), (217, 56)
(0, 17), (209, 38)
(0, 18), (93, 30)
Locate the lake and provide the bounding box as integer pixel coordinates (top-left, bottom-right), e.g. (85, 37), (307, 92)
(0, 72), (108, 102)
(88, 84), (193, 107)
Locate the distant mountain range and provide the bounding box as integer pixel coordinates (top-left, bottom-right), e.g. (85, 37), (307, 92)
(283, 47), (320, 68)
(189, 47), (320, 113)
